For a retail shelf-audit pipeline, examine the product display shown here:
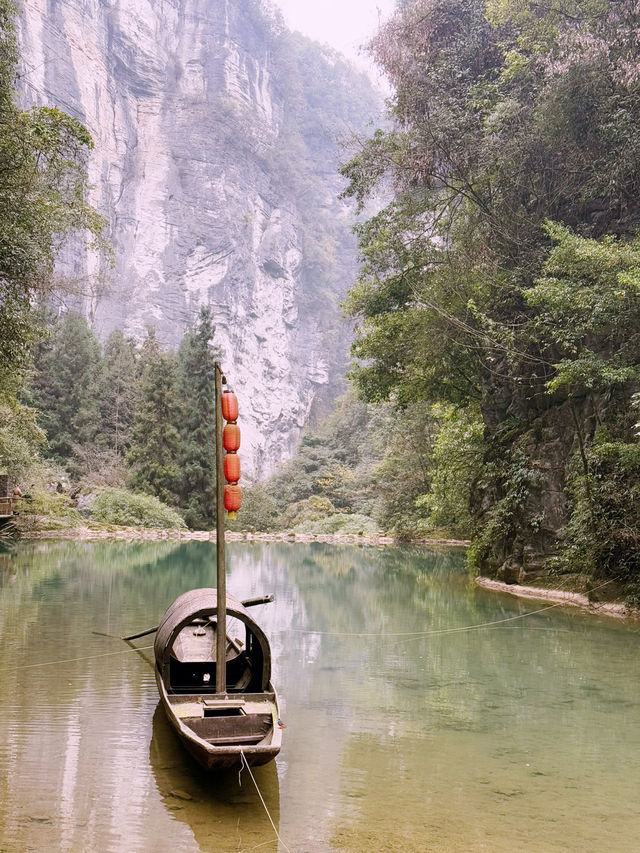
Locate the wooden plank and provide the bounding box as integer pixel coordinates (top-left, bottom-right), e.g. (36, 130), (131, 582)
(204, 734), (263, 745)
(184, 713), (272, 742)
(202, 698), (246, 708)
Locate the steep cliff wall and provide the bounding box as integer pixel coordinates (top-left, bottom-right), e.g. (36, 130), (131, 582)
(17, 0), (378, 476)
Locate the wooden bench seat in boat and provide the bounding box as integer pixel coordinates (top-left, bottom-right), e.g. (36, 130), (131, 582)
(183, 713), (273, 745)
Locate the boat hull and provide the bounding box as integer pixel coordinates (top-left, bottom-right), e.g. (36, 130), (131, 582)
(156, 671), (281, 770)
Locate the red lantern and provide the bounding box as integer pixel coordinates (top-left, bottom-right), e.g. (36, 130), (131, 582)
(224, 452), (241, 484)
(222, 390), (239, 422)
(224, 484), (242, 518)
(223, 422), (241, 452)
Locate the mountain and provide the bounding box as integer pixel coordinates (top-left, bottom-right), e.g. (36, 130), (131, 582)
(17, 0), (380, 476)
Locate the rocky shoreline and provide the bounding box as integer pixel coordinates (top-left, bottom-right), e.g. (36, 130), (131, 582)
(22, 525), (470, 548)
(475, 576), (640, 620)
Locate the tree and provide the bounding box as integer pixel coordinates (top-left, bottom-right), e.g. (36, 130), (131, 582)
(31, 312), (104, 469)
(415, 404), (484, 537)
(175, 306), (219, 529)
(340, 0), (640, 585)
(126, 330), (182, 505)
(0, 0), (105, 481)
(102, 329), (138, 455)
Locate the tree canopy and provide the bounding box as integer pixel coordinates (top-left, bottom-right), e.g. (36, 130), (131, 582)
(341, 0), (640, 594)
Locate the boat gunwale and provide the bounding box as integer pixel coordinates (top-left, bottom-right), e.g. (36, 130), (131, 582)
(155, 670), (282, 767)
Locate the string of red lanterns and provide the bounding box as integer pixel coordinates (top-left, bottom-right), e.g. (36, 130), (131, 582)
(222, 389), (242, 519)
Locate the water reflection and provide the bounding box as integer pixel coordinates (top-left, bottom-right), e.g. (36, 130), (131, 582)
(0, 539), (637, 851)
(150, 704), (279, 852)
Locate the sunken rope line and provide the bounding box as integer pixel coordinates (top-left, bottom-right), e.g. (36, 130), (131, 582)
(9, 601), (579, 673)
(12, 575), (627, 673)
(239, 751), (293, 853)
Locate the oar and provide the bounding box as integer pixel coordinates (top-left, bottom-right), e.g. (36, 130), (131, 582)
(94, 594), (275, 642)
(123, 637), (155, 670)
(91, 626), (157, 641)
(123, 626), (158, 641)
(241, 594), (275, 608)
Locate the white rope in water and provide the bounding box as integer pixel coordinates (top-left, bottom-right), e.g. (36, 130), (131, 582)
(281, 575), (625, 641)
(11, 644), (155, 671)
(239, 751), (293, 853)
(282, 601), (564, 638)
(8, 578), (622, 672)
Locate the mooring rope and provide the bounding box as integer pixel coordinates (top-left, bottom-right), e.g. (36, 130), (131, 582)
(6, 578), (624, 673)
(282, 600), (565, 638)
(239, 751), (293, 853)
(281, 575), (625, 641)
(10, 643), (155, 671)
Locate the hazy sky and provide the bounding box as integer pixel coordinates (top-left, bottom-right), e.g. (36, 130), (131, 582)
(273, 0), (397, 74)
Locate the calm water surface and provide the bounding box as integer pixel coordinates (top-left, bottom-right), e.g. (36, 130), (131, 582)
(0, 540), (638, 852)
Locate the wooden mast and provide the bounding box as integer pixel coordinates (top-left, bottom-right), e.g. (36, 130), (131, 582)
(214, 361), (227, 695)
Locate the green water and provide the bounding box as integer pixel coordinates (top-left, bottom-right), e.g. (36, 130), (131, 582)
(0, 540), (638, 852)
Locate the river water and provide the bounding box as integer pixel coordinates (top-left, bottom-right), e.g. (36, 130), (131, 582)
(0, 539), (638, 852)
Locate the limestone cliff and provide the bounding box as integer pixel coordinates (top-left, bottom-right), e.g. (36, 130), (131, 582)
(17, 0), (379, 476)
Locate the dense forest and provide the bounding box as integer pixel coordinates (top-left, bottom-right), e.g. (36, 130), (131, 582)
(2, 0), (640, 604)
(338, 0), (640, 601)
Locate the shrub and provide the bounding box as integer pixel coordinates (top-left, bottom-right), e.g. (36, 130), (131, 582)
(277, 495), (336, 530)
(226, 482), (280, 532)
(90, 488), (187, 529)
(13, 461), (81, 531)
(15, 489), (82, 531)
(293, 512), (379, 536)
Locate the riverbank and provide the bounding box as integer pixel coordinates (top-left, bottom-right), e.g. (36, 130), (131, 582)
(476, 576), (640, 620)
(22, 525), (470, 548)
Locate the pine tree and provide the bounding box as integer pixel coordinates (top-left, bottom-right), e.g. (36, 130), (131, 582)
(126, 329), (181, 505)
(32, 311), (104, 467)
(102, 329), (137, 455)
(176, 306), (219, 529)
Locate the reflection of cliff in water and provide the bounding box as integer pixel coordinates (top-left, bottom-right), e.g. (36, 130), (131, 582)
(149, 703), (280, 853)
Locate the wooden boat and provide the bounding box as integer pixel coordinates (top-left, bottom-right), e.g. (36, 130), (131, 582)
(154, 587), (282, 770)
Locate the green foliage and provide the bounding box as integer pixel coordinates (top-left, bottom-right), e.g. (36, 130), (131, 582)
(102, 329), (137, 455)
(14, 462), (82, 531)
(257, 391), (481, 541)
(175, 306), (219, 529)
(0, 0), (106, 490)
(0, 397), (44, 481)
(31, 312), (104, 470)
(556, 439), (640, 604)
(227, 482), (280, 533)
(273, 492), (378, 536)
(0, 100), (104, 394)
(415, 405), (484, 536)
(339, 0), (640, 580)
(466, 450), (538, 571)
(16, 490), (82, 530)
(126, 330), (182, 506)
(525, 224), (640, 395)
(277, 495), (338, 530)
(293, 512), (379, 537)
(268, 391), (382, 514)
(369, 400), (438, 536)
(341, 0), (640, 411)
(90, 488), (187, 530)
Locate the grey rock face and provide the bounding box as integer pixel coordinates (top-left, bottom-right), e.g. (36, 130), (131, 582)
(18, 0), (376, 477)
